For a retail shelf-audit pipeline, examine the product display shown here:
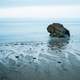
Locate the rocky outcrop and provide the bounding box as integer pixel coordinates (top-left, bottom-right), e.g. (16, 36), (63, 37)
(47, 23), (70, 37)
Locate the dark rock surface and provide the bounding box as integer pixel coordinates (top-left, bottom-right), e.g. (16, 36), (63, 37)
(47, 23), (70, 37)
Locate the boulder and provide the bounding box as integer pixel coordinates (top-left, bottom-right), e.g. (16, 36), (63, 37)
(47, 23), (70, 37)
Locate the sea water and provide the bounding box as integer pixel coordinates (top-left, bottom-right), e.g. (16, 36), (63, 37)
(0, 18), (80, 43)
(0, 18), (80, 80)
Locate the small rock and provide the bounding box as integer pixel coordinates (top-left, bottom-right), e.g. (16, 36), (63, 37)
(33, 57), (36, 59)
(57, 61), (62, 63)
(15, 56), (19, 59)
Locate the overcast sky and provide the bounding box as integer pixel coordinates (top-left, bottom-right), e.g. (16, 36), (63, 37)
(0, 0), (80, 18)
(0, 0), (80, 7)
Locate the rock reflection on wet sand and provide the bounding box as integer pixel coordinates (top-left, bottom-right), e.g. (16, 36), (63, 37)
(0, 38), (80, 80)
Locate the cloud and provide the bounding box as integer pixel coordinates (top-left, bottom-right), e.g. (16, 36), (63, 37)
(0, 5), (80, 18)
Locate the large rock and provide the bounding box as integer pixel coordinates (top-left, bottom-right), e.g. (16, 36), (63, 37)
(47, 23), (70, 37)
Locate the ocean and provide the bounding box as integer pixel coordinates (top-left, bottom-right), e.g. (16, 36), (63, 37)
(0, 18), (80, 80)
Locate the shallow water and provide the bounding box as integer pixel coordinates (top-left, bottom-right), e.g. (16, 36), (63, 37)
(0, 19), (80, 80)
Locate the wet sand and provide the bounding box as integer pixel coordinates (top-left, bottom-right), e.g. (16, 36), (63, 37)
(0, 37), (80, 80)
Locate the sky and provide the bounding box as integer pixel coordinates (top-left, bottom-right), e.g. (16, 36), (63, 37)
(0, 6), (80, 19)
(0, 0), (80, 6)
(0, 0), (80, 19)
